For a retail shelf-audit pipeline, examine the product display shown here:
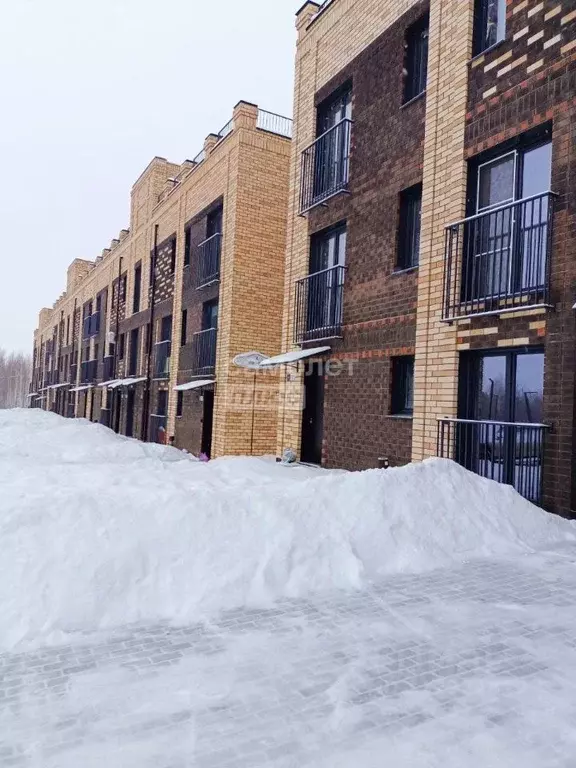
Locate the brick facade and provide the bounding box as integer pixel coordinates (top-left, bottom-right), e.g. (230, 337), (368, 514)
(32, 102), (291, 458)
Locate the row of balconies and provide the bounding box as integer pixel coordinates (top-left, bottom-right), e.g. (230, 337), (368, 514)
(296, 122), (555, 341)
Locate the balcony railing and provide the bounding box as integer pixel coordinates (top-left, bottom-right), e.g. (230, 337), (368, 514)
(294, 265), (346, 344)
(257, 109), (293, 139)
(154, 340), (171, 378)
(192, 328), (217, 376)
(443, 192), (555, 321)
(149, 414), (167, 444)
(437, 418), (548, 505)
(196, 233), (221, 288)
(300, 118), (352, 213)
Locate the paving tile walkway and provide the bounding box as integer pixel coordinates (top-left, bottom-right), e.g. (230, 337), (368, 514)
(3, 545), (576, 767)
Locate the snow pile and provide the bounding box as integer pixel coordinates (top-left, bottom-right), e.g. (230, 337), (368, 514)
(1, 408), (575, 650)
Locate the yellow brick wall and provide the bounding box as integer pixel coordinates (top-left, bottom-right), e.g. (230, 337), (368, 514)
(412, 0), (474, 460)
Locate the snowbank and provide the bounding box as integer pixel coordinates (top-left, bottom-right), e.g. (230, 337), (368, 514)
(1, 408), (575, 650)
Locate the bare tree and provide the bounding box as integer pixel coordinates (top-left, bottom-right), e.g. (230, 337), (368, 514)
(0, 349), (32, 409)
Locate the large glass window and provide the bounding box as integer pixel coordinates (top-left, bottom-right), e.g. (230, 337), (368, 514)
(391, 356), (415, 416)
(397, 184), (422, 269)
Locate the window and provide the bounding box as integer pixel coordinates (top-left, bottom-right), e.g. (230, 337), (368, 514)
(473, 0), (506, 55)
(403, 16), (429, 103)
(397, 185), (422, 269)
(129, 328), (139, 376)
(120, 275), (127, 301)
(66, 316), (70, 346)
(463, 137), (552, 302)
(391, 356), (414, 416)
(157, 389), (168, 417)
(118, 333), (125, 360)
(160, 314), (172, 342)
(202, 299), (219, 331)
(94, 344), (99, 362)
(181, 309), (188, 346)
(170, 237), (177, 274)
(133, 264), (142, 313)
(184, 228), (191, 268)
(206, 206), (223, 239)
(176, 390), (184, 418)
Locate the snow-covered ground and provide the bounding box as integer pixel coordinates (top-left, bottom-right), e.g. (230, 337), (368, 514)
(2, 409), (576, 767)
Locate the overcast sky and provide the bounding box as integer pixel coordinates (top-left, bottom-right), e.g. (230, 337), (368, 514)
(0, 0), (296, 353)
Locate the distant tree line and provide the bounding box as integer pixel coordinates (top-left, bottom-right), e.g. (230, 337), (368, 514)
(0, 349), (32, 409)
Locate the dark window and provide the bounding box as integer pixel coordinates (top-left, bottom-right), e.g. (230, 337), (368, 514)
(403, 16), (429, 103)
(310, 223), (347, 273)
(96, 296), (101, 315)
(397, 184), (422, 269)
(317, 87), (352, 136)
(181, 309), (188, 346)
(133, 264), (142, 313)
(129, 328), (139, 376)
(391, 356), (414, 415)
(202, 299), (219, 331)
(94, 344), (99, 362)
(118, 333), (125, 360)
(184, 228), (191, 267)
(176, 390), (184, 417)
(170, 237), (177, 274)
(157, 389), (168, 417)
(473, 0), (506, 55)
(120, 275), (127, 301)
(206, 206), (223, 238)
(160, 314), (172, 342)
(66, 316), (70, 346)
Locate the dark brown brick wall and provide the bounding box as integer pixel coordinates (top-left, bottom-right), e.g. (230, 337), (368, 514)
(151, 234), (176, 305)
(303, 1), (428, 469)
(174, 199), (222, 453)
(464, 16), (576, 516)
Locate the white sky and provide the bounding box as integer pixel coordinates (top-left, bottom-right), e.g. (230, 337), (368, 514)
(0, 0), (297, 353)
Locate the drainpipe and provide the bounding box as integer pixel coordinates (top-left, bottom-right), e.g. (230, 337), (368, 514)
(141, 224), (159, 442)
(110, 256), (123, 431)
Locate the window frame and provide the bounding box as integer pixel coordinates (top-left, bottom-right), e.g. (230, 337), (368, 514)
(133, 263), (142, 314)
(181, 309), (188, 346)
(184, 227), (191, 268)
(397, 184), (422, 270)
(473, 0), (507, 57)
(403, 15), (429, 104)
(176, 390), (184, 418)
(391, 355), (415, 416)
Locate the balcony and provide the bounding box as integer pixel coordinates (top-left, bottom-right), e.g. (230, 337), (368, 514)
(300, 118), (352, 213)
(437, 418), (548, 505)
(154, 340), (171, 379)
(294, 265), (346, 344)
(443, 192), (556, 321)
(192, 328), (217, 376)
(196, 233), (221, 288)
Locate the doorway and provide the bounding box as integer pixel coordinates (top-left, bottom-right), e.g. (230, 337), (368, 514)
(201, 389), (214, 458)
(125, 389), (135, 438)
(300, 362), (325, 465)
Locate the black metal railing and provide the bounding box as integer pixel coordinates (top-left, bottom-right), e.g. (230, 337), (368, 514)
(154, 340), (171, 378)
(196, 233), (221, 288)
(443, 192), (555, 320)
(437, 418), (548, 505)
(192, 328), (217, 375)
(257, 109), (293, 138)
(149, 414), (167, 443)
(300, 119), (352, 213)
(294, 265), (346, 344)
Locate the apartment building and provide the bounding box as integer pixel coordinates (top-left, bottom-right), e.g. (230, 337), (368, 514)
(30, 102), (292, 458)
(276, 0), (576, 516)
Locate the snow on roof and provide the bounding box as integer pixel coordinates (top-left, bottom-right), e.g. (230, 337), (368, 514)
(26, 393), (38, 398)
(173, 379), (215, 392)
(69, 385), (92, 393)
(48, 383), (71, 390)
(259, 346), (331, 367)
(99, 380), (121, 388)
